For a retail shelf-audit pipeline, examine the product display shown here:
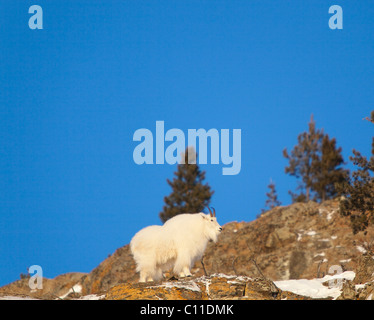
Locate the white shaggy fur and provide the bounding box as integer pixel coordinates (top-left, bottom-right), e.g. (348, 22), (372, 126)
(130, 213), (222, 282)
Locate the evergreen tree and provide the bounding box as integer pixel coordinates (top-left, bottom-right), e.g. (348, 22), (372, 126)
(283, 115), (324, 202)
(261, 180), (282, 214)
(159, 147), (214, 223)
(338, 111), (374, 234)
(312, 134), (349, 202)
(283, 115), (348, 203)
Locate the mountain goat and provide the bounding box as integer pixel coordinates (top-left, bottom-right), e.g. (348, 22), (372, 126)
(130, 207), (222, 282)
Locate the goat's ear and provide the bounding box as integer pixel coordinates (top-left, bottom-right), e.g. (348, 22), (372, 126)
(200, 213), (208, 220)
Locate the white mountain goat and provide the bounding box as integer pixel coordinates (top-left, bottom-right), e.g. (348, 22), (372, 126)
(130, 207), (222, 282)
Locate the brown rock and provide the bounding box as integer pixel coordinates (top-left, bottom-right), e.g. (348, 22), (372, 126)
(3, 200), (374, 299)
(357, 282), (374, 300)
(206, 276), (247, 299)
(106, 281), (202, 300)
(337, 281), (357, 300)
(353, 254), (374, 284)
(0, 272), (86, 300)
(105, 275), (309, 300)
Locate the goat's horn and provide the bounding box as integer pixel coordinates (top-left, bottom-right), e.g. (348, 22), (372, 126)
(208, 207), (213, 217)
(212, 207), (216, 217)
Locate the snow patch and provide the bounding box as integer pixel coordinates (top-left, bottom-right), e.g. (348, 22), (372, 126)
(314, 252), (325, 258)
(296, 229), (305, 241)
(209, 273), (237, 279)
(306, 230), (316, 236)
(58, 283), (82, 300)
(326, 210), (336, 221)
(198, 276), (211, 296)
(209, 273), (252, 282)
(339, 259), (351, 263)
(275, 271), (355, 299)
(0, 296), (39, 300)
(355, 283), (367, 290)
(78, 294), (105, 300)
(153, 280), (201, 292)
(356, 246), (367, 254)
(319, 208), (336, 220)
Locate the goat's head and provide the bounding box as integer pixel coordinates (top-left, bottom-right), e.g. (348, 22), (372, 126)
(202, 207), (222, 242)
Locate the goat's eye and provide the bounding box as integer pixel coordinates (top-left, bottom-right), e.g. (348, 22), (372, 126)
(211, 219), (213, 222)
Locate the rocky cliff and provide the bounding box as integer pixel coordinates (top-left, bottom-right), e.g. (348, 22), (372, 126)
(1, 200), (373, 300)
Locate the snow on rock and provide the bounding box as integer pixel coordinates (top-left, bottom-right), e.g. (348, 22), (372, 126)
(77, 294), (106, 300)
(58, 283), (82, 300)
(326, 210), (336, 221)
(153, 280), (202, 292)
(340, 259), (351, 263)
(0, 293), (106, 300)
(0, 296), (39, 300)
(319, 208), (336, 221)
(274, 271), (355, 300)
(314, 252), (325, 258)
(356, 246), (367, 254)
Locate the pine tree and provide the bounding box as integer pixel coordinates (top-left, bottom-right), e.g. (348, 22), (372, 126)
(159, 147), (214, 223)
(312, 134), (349, 202)
(283, 115), (324, 202)
(261, 180), (282, 214)
(283, 115), (348, 203)
(338, 111), (374, 234)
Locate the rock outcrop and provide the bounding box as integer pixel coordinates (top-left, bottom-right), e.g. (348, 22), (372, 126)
(77, 199), (374, 294)
(0, 272), (86, 300)
(105, 274), (308, 300)
(1, 200), (373, 300)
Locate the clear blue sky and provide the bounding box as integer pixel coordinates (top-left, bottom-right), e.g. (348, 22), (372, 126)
(0, 1), (373, 286)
